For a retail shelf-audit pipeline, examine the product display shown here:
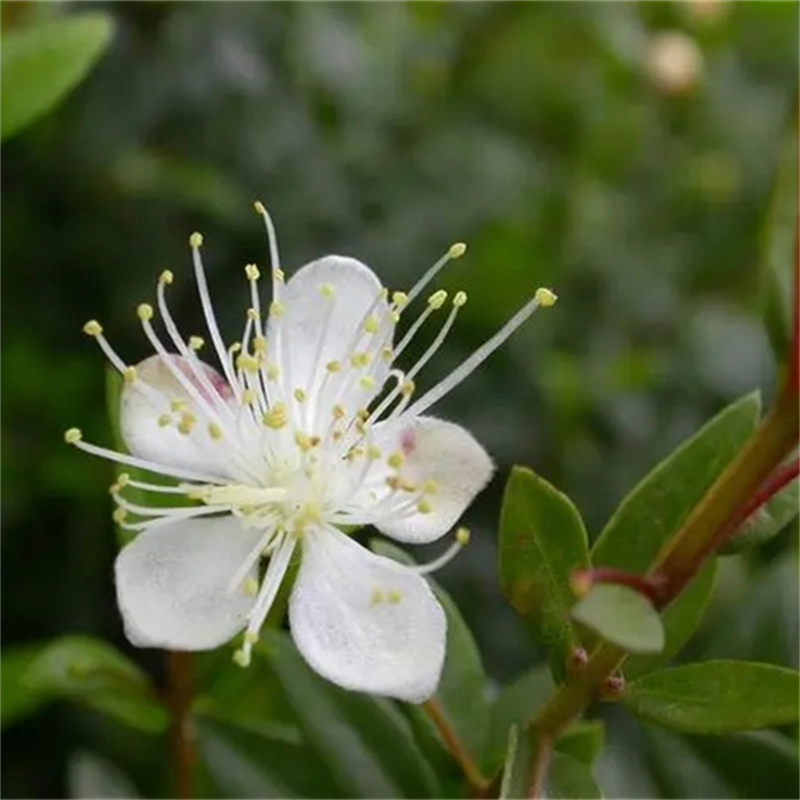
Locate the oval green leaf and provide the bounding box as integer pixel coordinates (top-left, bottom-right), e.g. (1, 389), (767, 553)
(572, 584), (665, 655)
(624, 661), (800, 734)
(499, 466), (590, 681)
(1, 13), (115, 141)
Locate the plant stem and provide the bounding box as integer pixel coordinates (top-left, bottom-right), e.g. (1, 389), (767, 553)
(525, 387), (799, 798)
(166, 650), (195, 800)
(422, 699), (489, 795)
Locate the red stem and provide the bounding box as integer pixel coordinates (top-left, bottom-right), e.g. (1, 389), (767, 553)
(572, 567), (662, 605)
(166, 651), (195, 800)
(788, 206), (800, 394)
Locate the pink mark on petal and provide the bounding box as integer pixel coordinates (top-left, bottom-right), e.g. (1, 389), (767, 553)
(400, 427), (416, 456)
(172, 355), (233, 403)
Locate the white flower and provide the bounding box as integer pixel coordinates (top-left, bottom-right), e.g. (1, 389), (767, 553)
(65, 204), (556, 703)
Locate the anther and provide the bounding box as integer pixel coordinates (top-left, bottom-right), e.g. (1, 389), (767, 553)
(241, 389), (257, 405)
(247, 308), (259, 322)
(275, 268), (285, 284)
(177, 412), (196, 435)
(350, 352), (371, 368)
(456, 527), (470, 546)
(253, 336), (266, 353)
(364, 315), (379, 334)
(319, 283), (335, 299)
(122, 366), (137, 383)
(332, 405), (345, 420)
(253, 201), (266, 215)
(189, 232), (203, 248)
(137, 303), (154, 321)
(417, 500), (433, 514)
(159, 270), (174, 285)
(189, 336), (204, 351)
(243, 577), (259, 597)
(266, 364), (279, 381)
(326, 360), (341, 373)
(367, 445), (382, 460)
(64, 428), (83, 444)
(392, 291), (409, 309)
(453, 291), (468, 307)
(263, 404), (288, 429)
(233, 649), (251, 668)
(381, 346), (394, 362)
(269, 301), (285, 319)
(371, 588), (385, 606)
(448, 242), (467, 259)
(293, 388), (306, 403)
(534, 287), (558, 307)
(387, 452), (404, 470)
(157, 414), (171, 427)
(117, 473), (130, 487)
(112, 508), (128, 524)
(422, 480), (439, 494)
(83, 320), (103, 337)
(208, 422), (223, 440)
(245, 264), (260, 281)
(428, 290), (448, 309)
(387, 589), (402, 604)
(244, 631), (259, 645)
(400, 380), (415, 396)
(359, 376), (376, 390)
(170, 399), (187, 412)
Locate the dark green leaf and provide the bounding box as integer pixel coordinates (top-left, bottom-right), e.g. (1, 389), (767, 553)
(499, 467), (590, 681)
(545, 751), (602, 799)
(264, 629), (440, 798)
(555, 720), (604, 766)
(624, 661), (800, 733)
(22, 636), (168, 734)
(1, 642), (54, 730)
(592, 392), (761, 572)
(482, 666), (554, 774)
(1, 13), (115, 141)
(683, 730), (800, 799)
(572, 584), (665, 655)
(371, 538), (490, 763)
(625, 561), (716, 679)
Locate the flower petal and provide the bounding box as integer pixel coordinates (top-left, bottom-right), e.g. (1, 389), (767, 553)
(343, 416), (494, 543)
(115, 516), (263, 650)
(120, 355), (238, 480)
(269, 256), (394, 429)
(289, 527), (446, 702)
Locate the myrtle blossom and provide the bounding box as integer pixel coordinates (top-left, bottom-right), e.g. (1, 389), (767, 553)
(65, 204), (556, 703)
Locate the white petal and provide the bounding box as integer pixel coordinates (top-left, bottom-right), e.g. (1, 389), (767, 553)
(348, 416), (494, 544)
(120, 355), (238, 479)
(115, 516), (263, 650)
(289, 527), (445, 703)
(269, 256), (394, 428)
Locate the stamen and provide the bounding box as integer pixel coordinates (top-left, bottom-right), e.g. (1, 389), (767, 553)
(394, 290), (448, 358)
(403, 287), (558, 419)
(406, 242), (467, 304)
(253, 201), (284, 303)
(410, 527), (470, 575)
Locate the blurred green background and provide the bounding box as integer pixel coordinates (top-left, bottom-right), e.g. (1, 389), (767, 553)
(2, 1), (798, 797)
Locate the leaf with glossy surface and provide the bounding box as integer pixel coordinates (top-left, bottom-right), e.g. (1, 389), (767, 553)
(499, 467), (590, 681)
(624, 661), (800, 734)
(22, 636), (168, 734)
(264, 629), (440, 799)
(573, 584), (664, 655)
(1, 13), (114, 141)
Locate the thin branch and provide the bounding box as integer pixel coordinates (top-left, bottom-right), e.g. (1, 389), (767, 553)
(422, 699), (489, 795)
(526, 731), (552, 799)
(571, 567), (662, 605)
(166, 650), (195, 800)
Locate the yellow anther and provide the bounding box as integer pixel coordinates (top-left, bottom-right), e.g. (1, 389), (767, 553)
(417, 500), (433, 514)
(122, 366), (137, 383)
(263, 403), (288, 429)
(137, 303), (154, 322)
(448, 242), (467, 259)
(456, 527), (471, 546)
(363, 315), (379, 334)
(387, 589), (402, 604)
(390, 311), (401, 324)
(453, 291), (468, 307)
(386, 476), (401, 491)
(247, 307), (259, 321)
(356, 409), (370, 422)
(350, 352), (371, 368)
(109, 482), (121, 495)
(177, 412), (196, 435)
(422, 479), (439, 495)
(371, 588), (385, 606)
(170, 399), (187, 412)
(82, 320), (103, 336)
(189, 232), (203, 248)
(294, 431), (314, 451)
(269, 301), (285, 319)
(400, 380), (415, 397)
(233, 648), (251, 668)
(112, 507), (128, 524)
(266, 364), (279, 381)
(379, 287), (389, 300)
(157, 414), (171, 427)
(253, 336), (267, 353)
(319, 283), (335, 299)
(326, 360), (341, 373)
(229, 342), (242, 354)
(236, 354), (259, 372)
(254, 200), (266, 214)
(241, 389), (257, 405)
(275, 268), (285, 284)
(64, 428), (83, 444)
(344, 446), (364, 462)
(428, 290), (448, 309)
(159, 270), (174, 285)
(245, 264), (260, 281)
(387, 452), (404, 470)
(381, 346), (394, 362)
(244, 631), (259, 645)
(534, 287), (558, 307)
(242, 577), (259, 597)
(189, 336), (204, 351)
(208, 422), (223, 440)
(392, 291), (409, 309)
(332, 404), (345, 420)
(367, 445), (382, 460)
(117, 473), (130, 486)
(293, 388), (306, 403)
(332, 430), (343, 442)
(359, 376), (376, 391)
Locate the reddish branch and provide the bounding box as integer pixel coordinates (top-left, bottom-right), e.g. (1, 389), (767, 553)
(166, 651), (195, 799)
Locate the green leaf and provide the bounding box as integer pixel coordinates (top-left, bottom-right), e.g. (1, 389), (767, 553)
(22, 636), (168, 734)
(624, 661), (800, 734)
(555, 720), (605, 766)
(722, 468), (799, 553)
(482, 666), (554, 774)
(499, 467), (590, 681)
(371, 538), (490, 763)
(625, 561), (716, 679)
(263, 629), (441, 799)
(592, 392), (761, 572)
(545, 751), (602, 799)
(498, 724), (533, 800)
(67, 750), (141, 799)
(1, 642), (54, 730)
(683, 730), (800, 799)
(1, 13), (114, 141)
(572, 584), (665, 655)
